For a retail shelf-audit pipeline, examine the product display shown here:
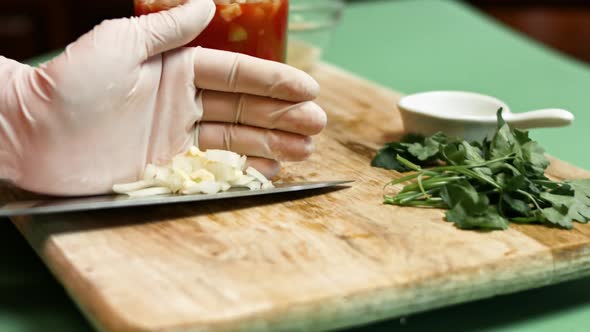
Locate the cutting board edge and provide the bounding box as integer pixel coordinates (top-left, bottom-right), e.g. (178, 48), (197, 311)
(15, 216), (590, 332)
(84, 257), (590, 332)
(172, 251), (590, 332)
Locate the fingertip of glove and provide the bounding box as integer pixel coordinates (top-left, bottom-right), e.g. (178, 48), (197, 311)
(206, 0), (217, 22)
(186, 0), (216, 21)
(287, 69), (320, 102)
(138, 0), (216, 58)
(304, 75), (321, 99)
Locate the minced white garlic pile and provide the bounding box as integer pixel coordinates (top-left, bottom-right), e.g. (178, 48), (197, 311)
(113, 147), (273, 197)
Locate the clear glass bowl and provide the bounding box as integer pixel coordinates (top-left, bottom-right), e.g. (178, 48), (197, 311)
(287, 0), (344, 72)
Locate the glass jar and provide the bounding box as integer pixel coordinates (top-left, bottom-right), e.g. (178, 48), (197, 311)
(134, 0), (289, 62)
(287, 0), (343, 72)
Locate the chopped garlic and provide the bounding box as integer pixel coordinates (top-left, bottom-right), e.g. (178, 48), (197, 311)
(246, 167), (270, 183)
(191, 169), (215, 182)
(113, 147), (274, 197)
(113, 180), (155, 194)
(246, 181), (262, 191)
(230, 175), (255, 186)
(127, 187), (172, 198)
(182, 180), (221, 195)
(246, 167), (274, 190)
(206, 149), (243, 169)
(187, 146), (204, 157)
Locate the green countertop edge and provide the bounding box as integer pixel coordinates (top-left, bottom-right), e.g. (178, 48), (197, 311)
(3, 1), (590, 332)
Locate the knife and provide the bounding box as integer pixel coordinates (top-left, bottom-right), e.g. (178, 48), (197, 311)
(0, 181), (353, 217)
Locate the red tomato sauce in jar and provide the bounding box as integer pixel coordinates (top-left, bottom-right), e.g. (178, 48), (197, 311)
(134, 0), (289, 62)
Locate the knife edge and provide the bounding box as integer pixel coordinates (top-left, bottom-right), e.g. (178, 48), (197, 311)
(0, 181), (353, 217)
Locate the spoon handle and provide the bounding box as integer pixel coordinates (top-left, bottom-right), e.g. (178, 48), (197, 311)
(505, 109), (574, 130)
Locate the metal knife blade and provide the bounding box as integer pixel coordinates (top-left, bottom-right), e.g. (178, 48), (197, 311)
(0, 181), (353, 217)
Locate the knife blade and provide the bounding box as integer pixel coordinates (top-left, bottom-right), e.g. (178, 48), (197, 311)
(0, 181), (353, 217)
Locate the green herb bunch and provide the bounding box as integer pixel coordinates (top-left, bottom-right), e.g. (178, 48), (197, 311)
(371, 109), (590, 230)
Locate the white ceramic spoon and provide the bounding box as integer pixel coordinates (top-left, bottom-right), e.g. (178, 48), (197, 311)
(398, 91), (574, 141)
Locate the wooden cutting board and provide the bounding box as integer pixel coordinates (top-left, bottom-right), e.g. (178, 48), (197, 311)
(8, 64), (590, 332)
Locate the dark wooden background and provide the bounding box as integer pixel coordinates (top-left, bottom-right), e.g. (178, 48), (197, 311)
(1, 0), (590, 64)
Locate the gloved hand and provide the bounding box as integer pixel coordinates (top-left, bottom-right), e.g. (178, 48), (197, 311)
(0, 0), (325, 196)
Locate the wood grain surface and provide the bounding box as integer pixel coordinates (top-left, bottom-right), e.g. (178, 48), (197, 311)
(8, 64), (590, 332)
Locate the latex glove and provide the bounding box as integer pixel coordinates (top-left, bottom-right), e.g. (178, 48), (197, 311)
(0, 0), (325, 196)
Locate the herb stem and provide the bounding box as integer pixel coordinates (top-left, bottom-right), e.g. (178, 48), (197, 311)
(396, 155), (422, 171)
(388, 188), (441, 204)
(399, 176), (462, 193)
(426, 155), (515, 173)
(386, 173), (421, 188)
(517, 189), (543, 211)
(387, 200), (448, 208)
(417, 174), (427, 196)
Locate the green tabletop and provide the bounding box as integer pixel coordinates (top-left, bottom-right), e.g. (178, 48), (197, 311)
(3, 0), (590, 331)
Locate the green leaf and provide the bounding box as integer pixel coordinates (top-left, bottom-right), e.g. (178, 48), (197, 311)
(513, 128), (532, 145)
(567, 180), (590, 221)
(439, 181), (488, 213)
(407, 132), (448, 161)
(442, 143), (466, 165)
(540, 192), (572, 209)
(473, 167), (494, 186)
(371, 141), (422, 171)
(401, 133), (428, 144)
(462, 141), (485, 164)
(476, 136), (491, 159)
(495, 172), (516, 187)
(540, 187), (590, 228)
(439, 181), (477, 208)
(568, 179), (590, 201)
(444, 141), (486, 166)
(517, 141), (550, 176)
(428, 132), (449, 144)
(371, 133), (448, 171)
(489, 108), (520, 160)
(541, 207), (574, 229)
(501, 193), (531, 215)
(501, 174), (526, 192)
(490, 123), (517, 159)
(408, 140), (439, 161)
(371, 145), (408, 171)
(446, 205), (509, 230)
(524, 178), (544, 196)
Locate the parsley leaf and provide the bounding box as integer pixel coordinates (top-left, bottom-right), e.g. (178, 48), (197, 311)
(540, 180), (590, 228)
(446, 205), (510, 230)
(371, 133), (448, 171)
